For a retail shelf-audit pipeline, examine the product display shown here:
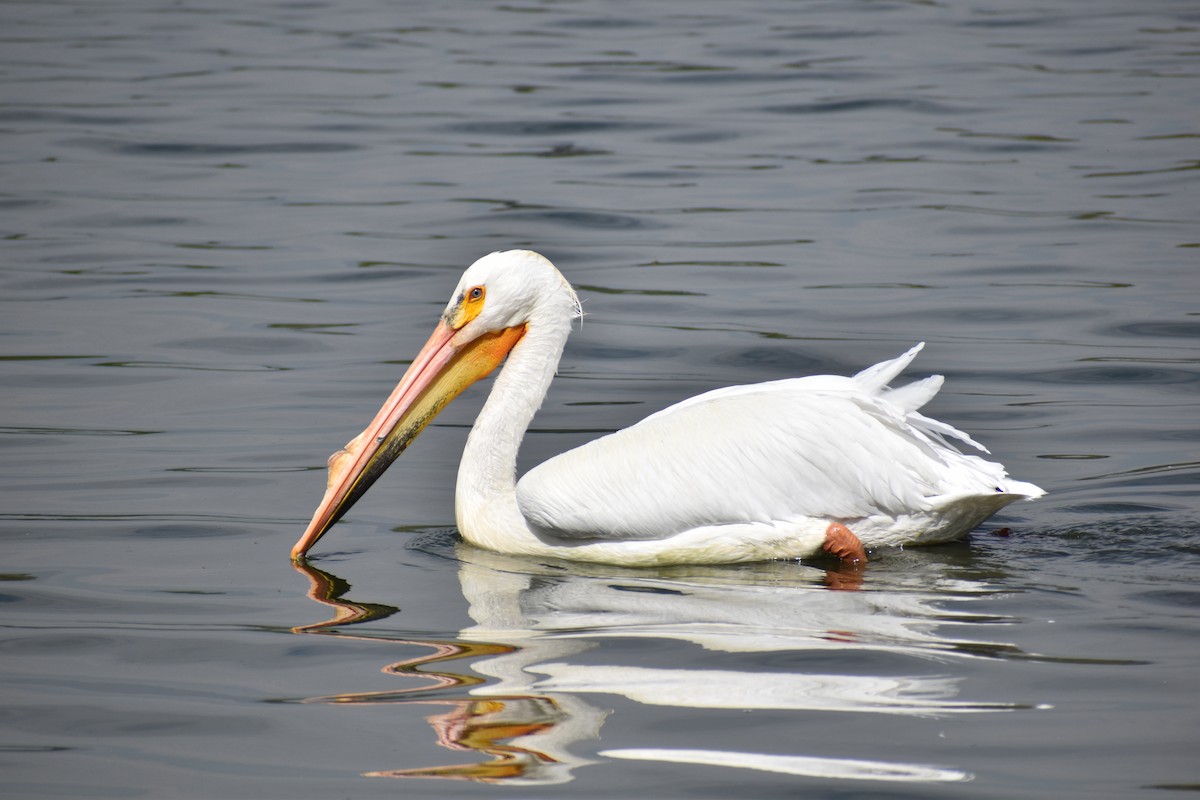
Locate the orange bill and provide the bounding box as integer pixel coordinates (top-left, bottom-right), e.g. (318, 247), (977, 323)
(291, 319), (525, 559)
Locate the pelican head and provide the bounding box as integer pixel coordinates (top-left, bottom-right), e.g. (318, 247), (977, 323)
(291, 250), (580, 560)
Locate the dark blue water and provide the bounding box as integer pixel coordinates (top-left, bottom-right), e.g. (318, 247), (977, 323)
(2, 1), (1197, 797)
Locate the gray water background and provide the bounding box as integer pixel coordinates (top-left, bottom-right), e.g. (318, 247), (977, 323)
(2, 0), (1198, 797)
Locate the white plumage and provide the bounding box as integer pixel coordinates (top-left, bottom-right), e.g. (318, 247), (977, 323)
(293, 250), (1042, 565)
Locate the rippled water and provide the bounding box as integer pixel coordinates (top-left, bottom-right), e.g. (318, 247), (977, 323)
(3, 1), (1198, 797)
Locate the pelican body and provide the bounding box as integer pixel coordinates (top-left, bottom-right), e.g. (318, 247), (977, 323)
(292, 250), (1042, 566)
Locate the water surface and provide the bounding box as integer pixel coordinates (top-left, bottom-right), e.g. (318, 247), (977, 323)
(2, 1), (1198, 797)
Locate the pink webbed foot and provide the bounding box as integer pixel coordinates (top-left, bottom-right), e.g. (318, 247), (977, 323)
(823, 521), (867, 564)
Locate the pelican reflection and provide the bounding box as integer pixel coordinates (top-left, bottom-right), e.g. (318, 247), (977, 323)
(292, 545), (1045, 785)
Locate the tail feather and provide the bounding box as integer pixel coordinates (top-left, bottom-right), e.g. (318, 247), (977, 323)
(1000, 478), (1045, 500)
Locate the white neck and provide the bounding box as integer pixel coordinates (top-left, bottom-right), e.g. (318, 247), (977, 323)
(454, 312), (570, 554)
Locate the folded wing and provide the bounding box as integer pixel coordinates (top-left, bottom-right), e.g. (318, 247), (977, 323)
(516, 344), (1030, 543)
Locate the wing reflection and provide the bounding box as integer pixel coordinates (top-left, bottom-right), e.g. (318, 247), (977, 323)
(602, 748), (971, 783)
(292, 546), (1044, 785)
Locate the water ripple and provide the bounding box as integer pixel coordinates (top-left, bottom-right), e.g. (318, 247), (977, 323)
(65, 137), (362, 157)
(1026, 365), (1200, 385)
(765, 97), (971, 115)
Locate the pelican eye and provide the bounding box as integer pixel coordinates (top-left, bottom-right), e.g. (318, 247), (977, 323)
(448, 284), (488, 329)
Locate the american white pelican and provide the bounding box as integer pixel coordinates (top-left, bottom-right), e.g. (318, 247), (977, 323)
(292, 250), (1042, 566)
